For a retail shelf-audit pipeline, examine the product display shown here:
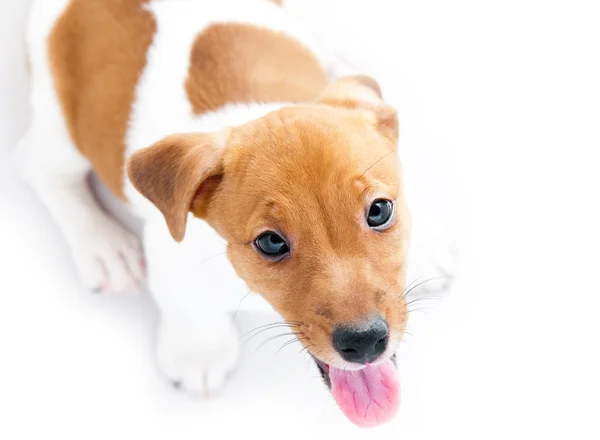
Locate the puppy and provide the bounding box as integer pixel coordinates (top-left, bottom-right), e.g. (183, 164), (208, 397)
(16, 0), (452, 428)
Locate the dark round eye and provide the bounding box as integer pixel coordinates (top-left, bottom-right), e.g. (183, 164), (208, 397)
(254, 232), (290, 259)
(367, 199), (395, 230)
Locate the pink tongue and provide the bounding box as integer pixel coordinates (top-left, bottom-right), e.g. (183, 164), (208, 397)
(329, 358), (400, 428)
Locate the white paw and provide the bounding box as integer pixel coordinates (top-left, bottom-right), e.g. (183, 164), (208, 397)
(68, 216), (145, 294)
(156, 316), (239, 396)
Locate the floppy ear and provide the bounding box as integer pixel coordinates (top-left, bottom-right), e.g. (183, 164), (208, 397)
(126, 131), (228, 242)
(318, 75), (399, 143)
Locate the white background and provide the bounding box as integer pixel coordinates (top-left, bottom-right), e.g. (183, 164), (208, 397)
(1, 0), (599, 439)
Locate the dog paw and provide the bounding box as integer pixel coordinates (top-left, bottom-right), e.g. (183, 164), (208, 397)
(69, 216), (145, 294)
(156, 317), (239, 396)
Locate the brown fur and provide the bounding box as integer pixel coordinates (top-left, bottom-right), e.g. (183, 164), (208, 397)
(127, 131), (229, 242)
(128, 78), (409, 362)
(48, 0), (156, 199)
(185, 23), (328, 115)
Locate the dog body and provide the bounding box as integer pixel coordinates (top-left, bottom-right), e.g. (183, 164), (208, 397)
(16, 0), (453, 427)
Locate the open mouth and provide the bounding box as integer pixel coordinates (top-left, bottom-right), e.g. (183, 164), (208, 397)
(313, 354), (400, 428)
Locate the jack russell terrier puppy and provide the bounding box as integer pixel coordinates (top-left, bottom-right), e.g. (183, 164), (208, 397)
(15, 0), (454, 428)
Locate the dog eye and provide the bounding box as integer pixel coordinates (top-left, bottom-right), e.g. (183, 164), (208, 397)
(367, 199), (395, 230)
(254, 232), (290, 259)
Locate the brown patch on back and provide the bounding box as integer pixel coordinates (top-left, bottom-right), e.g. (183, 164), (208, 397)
(185, 23), (328, 115)
(48, 0), (156, 199)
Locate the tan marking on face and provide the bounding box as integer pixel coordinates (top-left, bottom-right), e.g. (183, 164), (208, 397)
(185, 23), (328, 115)
(48, 0), (156, 199)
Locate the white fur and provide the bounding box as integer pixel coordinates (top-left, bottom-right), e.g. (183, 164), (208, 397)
(16, 0), (455, 396)
(15, 0), (144, 294)
(157, 313), (240, 394)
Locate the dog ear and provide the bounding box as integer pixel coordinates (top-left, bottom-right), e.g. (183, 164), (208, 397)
(126, 131), (229, 242)
(318, 75), (399, 143)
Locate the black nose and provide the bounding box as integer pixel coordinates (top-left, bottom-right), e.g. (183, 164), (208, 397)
(332, 318), (389, 364)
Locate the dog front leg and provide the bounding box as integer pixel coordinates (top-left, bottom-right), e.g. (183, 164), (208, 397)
(143, 218), (245, 395)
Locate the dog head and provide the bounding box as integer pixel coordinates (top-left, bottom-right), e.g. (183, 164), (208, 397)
(128, 76), (410, 426)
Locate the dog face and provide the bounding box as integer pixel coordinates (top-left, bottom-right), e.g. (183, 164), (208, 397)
(128, 77), (410, 422)
(213, 104), (410, 369)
